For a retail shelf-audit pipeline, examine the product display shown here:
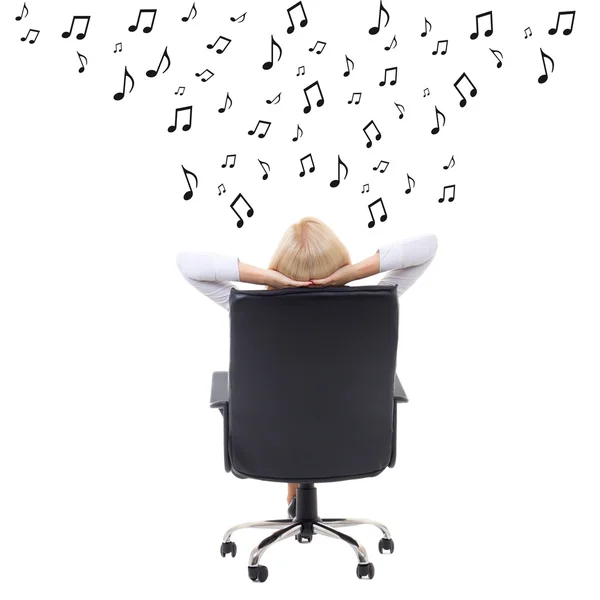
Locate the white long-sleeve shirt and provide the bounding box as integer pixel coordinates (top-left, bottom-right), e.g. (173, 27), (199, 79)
(176, 234), (438, 311)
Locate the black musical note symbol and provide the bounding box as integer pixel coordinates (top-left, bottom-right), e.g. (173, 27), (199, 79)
(299, 153), (315, 177)
(258, 159), (270, 180)
(114, 42), (122, 53)
(20, 28), (39, 44)
(470, 10), (493, 40)
(309, 40), (326, 54)
(549, 10), (576, 35)
(369, 1), (390, 35)
(454, 72), (477, 107)
(490, 48), (503, 68)
(218, 93), (232, 113)
(195, 69), (214, 82)
(292, 124), (303, 142)
(367, 198), (387, 228)
(182, 3), (197, 22)
(266, 92), (281, 105)
(146, 46), (170, 77)
(175, 86), (185, 96)
(62, 15), (91, 40)
(443, 155), (455, 170)
(423, 87), (430, 97)
(524, 27), (532, 39)
(230, 12), (246, 23)
(248, 120), (271, 138)
(385, 35), (397, 51)
(394, 102), (404, 119)
(221, 154), (236, 168)
(421, 17), (432, 37)
(379, 66), (397, 86)
(113, 66), (134, 101)
(439, 184), (455, 203)
(432, 39), (448, 55)
(363, 120), (382, 148)
(343, 55), (355, 77)
(302, 81), (324, 114)
(297, 65), (305, 76)
(128, 9), (157, 33)
(262, 35), (283, 70)
(329, 155), (348, 188)
(537, 48), (555, 84)
(286, 1), (308, 34)
(348, 92), (362, 105)
(218, 184), (226, 196)
(15, 2), (28, 21)
(231, 193), (254, 228)
(168, 106), (193, 132)
(181, 165), (198, 201)
(373, 160), (389, 173)
(207, 35), (231, 54)
(76, 51), (87, 73)
(430, 105), (445, 135)
(404, 174), (415, 194)
(362, 184), (370, 194)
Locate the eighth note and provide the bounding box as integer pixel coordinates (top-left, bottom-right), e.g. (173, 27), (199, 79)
(113, 66), (134, 101)
(362, 184), (370, 194)
(431, 105), (446, 135)
(439, 184), (455, 203)
(262, 35), (283, 70)
(297, 65), (305, 76)
(369, 1), (390, 35)
(385, 35), (397, 51)
(146, 46), (170, 77)
(20, 28), (40, 44)
(489, 48), (503, 68)
(405, 174), (415, 194)
(230, 12), (246, 23)
(62, 15), (91, 40)
(286, 1), (308, 34)
(432, 40), (448, 55)
(299, 153), (315, 177)
(128, 9), (157, 33)
(348, 92), (362, 105)
(175, 86), (185, 95)
(195, 69), (214, 82)
(221, 154), (236, 168)
(230, 193), (254, 228)
(443, 155), (455, 170)
(548, 10), (576, 36)
(15, 2), (28, 21)
(182, 3), (197, 22)
(309, 40), (326, 54)
(394, 102), (405, 119)
(207, 35), (231, 54)
(168, 106), (193, 132)
(292, 124), (303, 142)
(114, 42), (122, 53)
(248, 120), (271, 138)
(363, 120), (382, 148)
(524, 27), (532, 39)
(421, 17), (432, 37)
(258, 159), (270, 181)
(367, 198), (387, 228)
(453, 72), (477, 107)
(537, 48), (554, 84)
(76, 51), (87, 73)
(343, 54), (354, 77)
(379, 66), (397, 86)
(266, 92), (281, 105)
(423, 87), (430, 97)
(218, 92), (232, 113)
(470, 10), (493, 40)
(302, 80), (324, 113)
(218, 184), (226, 196)
(329, 155), (348, 188)
(181, 165), (198, 201)
(373, 160), (389, 173)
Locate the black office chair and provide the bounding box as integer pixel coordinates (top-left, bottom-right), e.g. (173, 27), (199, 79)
(209, 285), (409, 582)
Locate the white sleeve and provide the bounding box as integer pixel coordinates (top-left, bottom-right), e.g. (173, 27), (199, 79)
(376, 233), (438, 297)
(176, 251), (240, 311)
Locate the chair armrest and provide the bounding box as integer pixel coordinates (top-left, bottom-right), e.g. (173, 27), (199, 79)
(394, 373), (409, 403)
(210, 371), (229, 409)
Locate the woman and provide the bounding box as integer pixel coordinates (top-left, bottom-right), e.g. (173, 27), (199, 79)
(176, 216), (438, 518)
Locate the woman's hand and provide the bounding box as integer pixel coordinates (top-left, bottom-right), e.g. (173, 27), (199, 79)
(266, 269), (313, 289)
(310, 263), (357, 287)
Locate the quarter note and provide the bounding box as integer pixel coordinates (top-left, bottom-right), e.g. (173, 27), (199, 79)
(231, 193), (254, 228)
(348, 92), (362, 105)
(302, 81), (324, 114)
(453, 72), (477, 107)
(524, 27), (532, 39)
(62, 15), (91, 40)
(537, 48), (554, 84)
(297, 65), (305, 76)
(329, 155), (348, 188)
(394, 102), (404, 119)
(343, 54), (354, 77)
(443, 155), (455, 170)
(181, 165), (198, 200)
(470, 10), (493, 40)
(362, 184), (370, 194)
(207, 35), (231, 54)
(292, 124), (303, 142)
(175, 86), (185, 95)
(439, 184), (455, 203)
(218, 183), (226, 196)
(20, 28), (39, 43)
(373, 160), (389, 173)
(423, 87), (430, 97)
(230, 12), (246, 23)
(146, 46), (170, 77)
(404, 174), (415, 194)
(248, 120), (271, 138)
(286, 1), (308, 34)
(181, 3), (197, 22)
(218, 93), (232, 113)
(15, 2), (28, 21)
(385, 35), (397, 51)
(421, 17), (432, 37)
(262, 35), (282, 70)
(549, 10), (575, 36)
(299, 153), (315, 177)
(369, 1), (390, 35)
(76, 51), (87, 73)
(168, 106), (193, 132)
(128, 9), (157, 33)
(195, 68), (214, 82)
(221, 154), (236, 168)
(114, 42), (122, 53)
(363, 120), (382, 148)
(309, 40), (326, 54)
(367, 198), (387, 228)
(430, 105), (445, 135)
(258, 159), (270, 181)
(113, 66), (134, 101)
(379, 66), (397, 86)
(432, 39), (448, 55)
(266, 92), (281, 105)
(489, 48), (503, 68)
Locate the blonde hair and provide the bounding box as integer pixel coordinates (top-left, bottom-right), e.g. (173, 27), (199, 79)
(265, 217), (351, 290)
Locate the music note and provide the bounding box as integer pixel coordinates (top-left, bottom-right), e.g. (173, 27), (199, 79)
(182, 2), (197, 22)
(114, 42), (122, 53)
(62, 15), (91, 40)
(207, 35), (231, 54)
(262, 35), (283, 70)
(15, 2), (28, 21)
(286, 1), (308, 34)
(421, 17), (432, 37)
(218, 184), (226, 196)
(549, 10), (575, 35)
(363, 120), (382, 148)
(175, 86), (185, 95)
(113, 66), (134, 101)
(348, 92), (362, 105)
(181, 165), (198, 201)
(218, 93), (232, 113)
(537, 48), (555, 84)
(369, 1), (390, 35)
(168, 106), (193, 132)
(454, 72), (477, 107)
(231, 193), (254, 228)
(367, 198), (387, 228)
(146, 46), (170, 77)
(430, 105), (445, 135)
(292, 124), (303, 142)
(404, 174), (415, 194)
(302, 81), (325, 114)
(423, 87), (430, 97)
(439, 184), (455, 203)
(230, 12), (246, 23)
(299, 153), (315, 177)
(329, 155), (348, 188)
(266, 92), (282, 105)
(432, 39), (448, 55)
(76, 51), (87, 73)
(248, 120), (271, 138)
(128, 9), (157, 33)
(258, 159), (270, 181)
(297, 65), (305, 76)
(373, 160), (389, 173)
(195, 69), (214, 82)
(470, 10), (493, 40)
(309, 40), (326, 54)
(20, 28), (39, 44)
(362, 184), (370, 194)
(443, 155), (455, 170)
(221, 154), (236, 168)
(489, 48), (503, 68)
(384, 35), (397, 51)
(379, 66), (397, 86)
(394, 102), (404, 119)
(343, 55), (355, 77)
(524, 27), (532, 39)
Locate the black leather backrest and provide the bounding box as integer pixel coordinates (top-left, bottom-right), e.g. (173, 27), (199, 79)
(228, 285), (399, 483)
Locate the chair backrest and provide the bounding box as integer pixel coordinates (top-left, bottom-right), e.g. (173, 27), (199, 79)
(228, 285), (399, 483)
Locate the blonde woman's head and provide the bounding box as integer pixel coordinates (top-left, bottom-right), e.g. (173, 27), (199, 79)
(265, 217), (350, 290)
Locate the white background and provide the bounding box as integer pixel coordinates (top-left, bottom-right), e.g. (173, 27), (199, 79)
(1, 0), (599, 597)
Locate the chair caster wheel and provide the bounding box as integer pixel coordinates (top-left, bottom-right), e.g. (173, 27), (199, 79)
(220, 541), (237, 557)
(248, 565), (269, 582)
(356, 562), (375, 579)
(295, 534), (312, 543)
(378, 537), (395, 554)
